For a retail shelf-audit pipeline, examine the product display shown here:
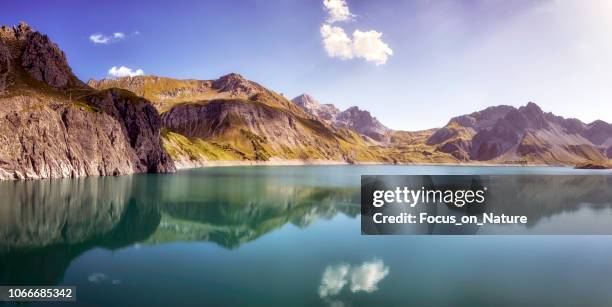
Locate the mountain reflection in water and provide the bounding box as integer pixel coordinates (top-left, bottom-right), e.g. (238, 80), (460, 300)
(0, 166), (611, 288)
(0, 169), (360, 285)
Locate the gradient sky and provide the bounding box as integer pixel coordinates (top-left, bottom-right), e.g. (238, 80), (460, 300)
(2, 0), (611, 130)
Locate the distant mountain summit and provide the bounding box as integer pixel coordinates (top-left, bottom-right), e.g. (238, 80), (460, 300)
(335, 106), (390, 143)
(291, 94), (390, 143)
(427, 102), (611, 165)
(291, 94), (340, 122)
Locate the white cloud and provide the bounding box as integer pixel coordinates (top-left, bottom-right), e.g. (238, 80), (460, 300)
(320, 0), (393, 65)
(352, 30), (393, 66)
(89, 31), (137, 44)
(89, 34), (112, 44)
(108, 66), (145, 78)
(321, 24), (354, 60)
(323, 0), (355, 23)
(320, 24), (393, 65)
(318, 264), (350, 298)
(349, 259), (389, 293)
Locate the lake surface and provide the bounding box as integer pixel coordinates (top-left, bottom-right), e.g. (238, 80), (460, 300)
(1, 165), (612, 306)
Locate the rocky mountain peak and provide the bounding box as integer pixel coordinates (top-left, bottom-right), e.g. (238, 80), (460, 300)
(212, 73), (246, 88)
(292, 93), (321, 110)
(217, 72), (245, 82)
(211, 73), (260, 97)
(0, 22), (82, 90)
(0, 22), (36, 58)
(588, 119), (610, 129)
(335, 106), (390, 142)
(583, 119), (612, 145)
(291, 93), (340, 122)
(290, 94), (390, 142)
(514, 101), (548, 130)
(522, 101), (544, 116)
(21, 31), (76, 89)
(14, 21), (33, 38)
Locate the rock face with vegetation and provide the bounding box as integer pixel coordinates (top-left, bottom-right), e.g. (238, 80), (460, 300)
(157, 77), (391, 166)
(0, 23), (174, 180)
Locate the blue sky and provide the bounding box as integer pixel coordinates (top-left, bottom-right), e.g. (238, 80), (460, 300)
(2, 0), (611, 130)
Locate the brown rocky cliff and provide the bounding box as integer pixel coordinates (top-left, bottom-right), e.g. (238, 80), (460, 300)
(0, 40), (9, 92)
(87, 89), (174, 173)
(0, 22), (174, 180)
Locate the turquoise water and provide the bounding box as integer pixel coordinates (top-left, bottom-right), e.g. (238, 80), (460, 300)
(1, 166), (612, 306)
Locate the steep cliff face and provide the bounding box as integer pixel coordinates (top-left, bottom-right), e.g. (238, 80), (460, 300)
(1, 96), (136, 179)
(0, 23), (174, 180)
(21, 30), (80, 89)
(0, 40), (9, 92)
(85, 89), (175, 173)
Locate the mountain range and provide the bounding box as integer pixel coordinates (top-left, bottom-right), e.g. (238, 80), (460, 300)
(0, 22), (610, 179)
(291, 94), (391, 143)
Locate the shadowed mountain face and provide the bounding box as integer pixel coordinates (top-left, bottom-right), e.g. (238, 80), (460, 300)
(0, 22), (174, 180)
(427, 102), (611, 165)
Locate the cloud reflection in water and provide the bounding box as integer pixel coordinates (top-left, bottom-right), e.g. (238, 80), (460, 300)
(319, 259), (390, 303)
